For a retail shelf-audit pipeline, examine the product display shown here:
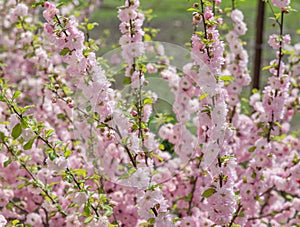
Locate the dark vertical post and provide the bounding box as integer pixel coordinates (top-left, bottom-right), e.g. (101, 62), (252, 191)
(253, 0), (265, 90)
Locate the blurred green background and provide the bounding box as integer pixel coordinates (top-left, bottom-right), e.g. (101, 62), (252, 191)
(90, 0), (300, 131)
(91, 0), (300, 52)
(91, 0), (300, 85)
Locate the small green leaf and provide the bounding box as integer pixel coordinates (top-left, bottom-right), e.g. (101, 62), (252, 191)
(183, 193), (193, 201)
(195, 31), (203, 36)
(45, 129), (55, 138)
(64, 149), (71, 158)
(103, 205), (113, 216)
(23, 138), (35, 150)
(49, 150), (57, 161)
(187, 7), (196, 11)
(153, 153), (163, 162)
(248, 146), (256, 153)
(144, 98), (153, 105)
(159, 143), (165, 150)
(202, 188), (216, 198)
(83, 202), (91, 216)
(18, 182), (28, 189)
(148, 218), (155, 224)
(60, 48), (71, 56)
(4, 158), (12, 167)
(144, 34), (152, 41)
(0, 131), (5, 140)
(31, 1), (46, 8)
(199, 93), (208, 101)
(87, 23), (94, 30)
(218, 76), (235, 81)
(118, 168), (136, 180)
(12, 123), (22, 139)
(83, 216), (94, 224)
(262, 65), (272, 71)
(73, 169), (87, 178)
(12, 220), (20, 225)
(12, 91), (21, 100)
(123, 77), (131, 85)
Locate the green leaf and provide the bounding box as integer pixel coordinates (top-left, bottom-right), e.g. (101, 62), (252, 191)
(12, 123), (22, 139)
(73, 169), (87, 178)
(103, 205), (113, 216)
(83, 216), (94, 224)
(274, 12), (281, 20)
(218, 76), (235, 81)
(183, 193), (193, 201)
(248, 146), (256, 153)
(20, 105), (35, 114)
(83, 202), (91, 216)
(153, 153), (163, 162)
(123, 77), (131, 85)
(199, 93), (208, 101)
(31, 1), (46, 8)
(195, 31), (203, 36)
(18, 182), (28, 189)
(187, 7), (197, 11)
(12, 220), (20, 225)
(144, 34), (152, 41)
(0, 131), (5, 140)
(202, 188), (216, 198)
(262, 65), (272, 71)
(23, 138), (35, 150)
(159, 143), (165, 150)
(12, 91), (21, 100)
(4, 158), (12, 167)
(60, 48), (71, 56)
(148, 218), (155, 224)
(87, 23), (95, 30)
(118, 168), (136, 180)
(45, 129), (55, 138)
(143, 98), (153, 105)
(64, 149), (71, 158)
(49, 150), (57, 161)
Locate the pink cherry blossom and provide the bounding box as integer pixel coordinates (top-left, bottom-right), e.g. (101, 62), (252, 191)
(272, 0), (290, 9)
(43, 2), (58, 22)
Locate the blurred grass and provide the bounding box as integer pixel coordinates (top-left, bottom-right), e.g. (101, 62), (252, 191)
(91, 0), (300, 87)
(91, 0), (300, 56)
(90, 0), (300, 129)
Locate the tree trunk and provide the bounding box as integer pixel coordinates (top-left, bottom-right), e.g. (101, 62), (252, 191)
(252, 0), (265, 90)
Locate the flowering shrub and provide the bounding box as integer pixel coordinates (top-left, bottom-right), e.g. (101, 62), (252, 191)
(0, 0), (300, 226)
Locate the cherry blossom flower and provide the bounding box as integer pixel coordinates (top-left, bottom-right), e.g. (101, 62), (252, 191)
(43, 2), (58, 22)
(0, 215), (7, 227)
(25, 213), (43, 226)
(272, 0), (290, 8)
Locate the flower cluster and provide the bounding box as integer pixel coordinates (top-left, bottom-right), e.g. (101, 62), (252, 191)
(225, 9), (251, 106)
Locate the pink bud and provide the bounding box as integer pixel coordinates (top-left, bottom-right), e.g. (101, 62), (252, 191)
(51, 98), (57, 103)
(44, 2), (50, 8)
(131, 110), (138, 116)
(204, 11), (213, 20)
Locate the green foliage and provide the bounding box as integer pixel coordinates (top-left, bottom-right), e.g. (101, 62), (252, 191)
(202, 188), (217, 198)
(248, 146), (256, 153)
(60, 48), (71, 56)
(12, 123), (22, 139)
(23, 138), (35, 150)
